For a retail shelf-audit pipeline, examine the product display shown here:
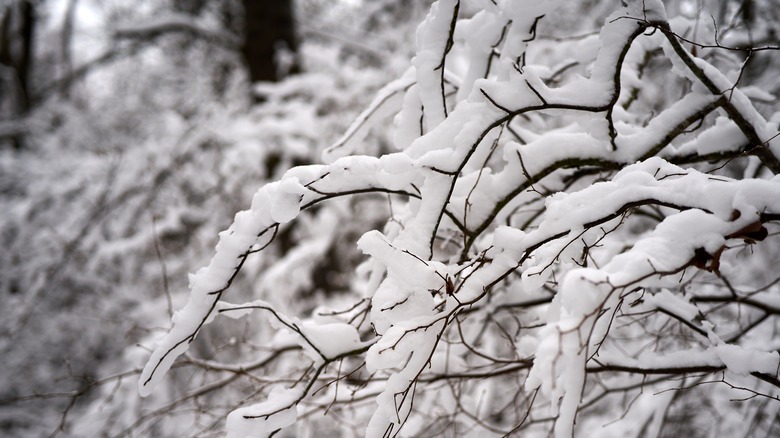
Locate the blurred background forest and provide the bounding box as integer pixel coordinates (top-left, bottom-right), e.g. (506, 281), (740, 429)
(1, 0), (778, 436)
(0, 0), (430, 435)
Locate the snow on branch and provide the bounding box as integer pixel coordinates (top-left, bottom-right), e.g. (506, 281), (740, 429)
(136, 0), (780, 436)
(114, 13), (241, 49)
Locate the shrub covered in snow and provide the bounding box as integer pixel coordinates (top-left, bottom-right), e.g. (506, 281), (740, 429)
(54, 0), (780, 436)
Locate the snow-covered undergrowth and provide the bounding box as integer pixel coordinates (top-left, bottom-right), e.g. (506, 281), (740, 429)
(0, 8), (404, 434)
(31, 0), (780, 436)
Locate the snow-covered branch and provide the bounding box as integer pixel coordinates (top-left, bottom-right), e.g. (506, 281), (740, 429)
(113, 13), (241, 49)
(129, 1), (780, 436)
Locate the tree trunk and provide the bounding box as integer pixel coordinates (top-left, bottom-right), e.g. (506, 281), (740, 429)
(241, 0), (299, 84)
(0, 0), (35, 148)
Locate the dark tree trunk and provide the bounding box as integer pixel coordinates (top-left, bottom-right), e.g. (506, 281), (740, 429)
(0, 0), (35, 148)
(241, 0), (299, 84)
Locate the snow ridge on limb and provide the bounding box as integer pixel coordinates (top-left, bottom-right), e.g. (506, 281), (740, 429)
(413, 0), (459, 128)
(525, 158), (780, 437)
(138, 155), (423, 397)
(324, 69), (416, 161)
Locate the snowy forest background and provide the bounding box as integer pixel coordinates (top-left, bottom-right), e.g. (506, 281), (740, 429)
(1, 0), (779, 437)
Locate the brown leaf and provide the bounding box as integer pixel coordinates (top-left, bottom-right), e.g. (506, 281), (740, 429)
(728, 220), (767, 242)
